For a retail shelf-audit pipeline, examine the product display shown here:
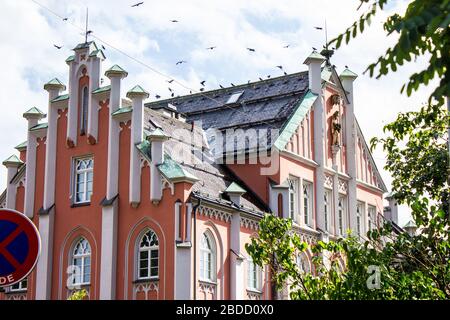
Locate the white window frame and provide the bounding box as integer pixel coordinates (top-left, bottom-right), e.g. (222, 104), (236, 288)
(288, 176), (299, 222)
(368, 205), (376, 231)
(247, 259), (261, 291)
(71, 238), (91, 286)
(338, 196), (346, 236)
(199, 232), (216, 283)
(137, 229), (159, 280)
(324, 189), (332, 232)
(73, 157), (94, 204)
(356, 201), (365, 236)
(302, 181), (313, 227)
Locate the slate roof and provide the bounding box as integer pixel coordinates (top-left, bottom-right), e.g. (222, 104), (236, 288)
(145, 72), (309, 136)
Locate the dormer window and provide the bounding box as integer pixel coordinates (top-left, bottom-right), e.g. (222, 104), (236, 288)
(226, 91), (244, 104)
(80, 86), (89, 135)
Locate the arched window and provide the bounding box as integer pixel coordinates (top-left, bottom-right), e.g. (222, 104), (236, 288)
(137, 230), (159, 280)
(80, 86), (89, 135)
(296, 253), (311, 273)
(71, 238), (91, 286)
(199, 232), (216, 282)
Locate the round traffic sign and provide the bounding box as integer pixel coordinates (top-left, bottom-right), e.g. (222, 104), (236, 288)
(0, 209), (41, 287)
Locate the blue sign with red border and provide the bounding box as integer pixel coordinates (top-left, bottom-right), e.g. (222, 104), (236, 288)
(0, 209), (40, 287)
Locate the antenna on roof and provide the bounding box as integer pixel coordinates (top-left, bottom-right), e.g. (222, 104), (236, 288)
(315, 19), (334, 65)
(84, 8), (89, 43)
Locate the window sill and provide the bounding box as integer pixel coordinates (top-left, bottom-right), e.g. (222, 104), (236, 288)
(71, 202), (91, 208)
(133, 278), (159, 284)
(246, 288), (262, 294)
(198, 279), (217, 286)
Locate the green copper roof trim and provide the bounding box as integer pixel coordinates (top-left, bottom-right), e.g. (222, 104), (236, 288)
(126, 85), (149, 98)
(136, 140), (152, 163)
(89, 49), (106, 60)
(92, 85), (111, 94)
(45, 78), (64, 86)
(15, 141), (27, 151)
(73, 41), (98, 51)
(111, 106), (132, 116)
(23, 107), (45, 118)
(66, 55), (75, 63)
(404, 220), (417, 228)
(105, 64), (128, 77)
(51, 94), (69, 103)
(2, 154), (23, 166)
(274, 90), (318, 151)
(30, 123), (48, 131)
(147, 128), (170, 140)
(158, 155), (199, 183)
(225, 182), (246, 194)
(340, 68), (358, 79)
(304, 51), (326, 63)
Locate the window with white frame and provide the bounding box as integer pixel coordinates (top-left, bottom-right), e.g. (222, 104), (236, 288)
(10, 278), (27, 292)
(303, 182), (313, 226)
(80, 86), (89, 135)
(71, 238), (91, 286)
(338, 196), (346, 236)
(368, 205), (376, 231)
(288, 176), (299, 221)
(324, 190), (332, 232)
(247, 259), (261, 291)
(356, 202), (365, 236)
(74, 157), (94, 204)
(199, 232), (216, 282)
(137, 229), (159, 280)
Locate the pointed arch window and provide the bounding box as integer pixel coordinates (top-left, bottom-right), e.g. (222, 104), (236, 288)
(199, 232), (216, 282)
(71, 238), (91, 286)
(137, 230), (159, 279)
(296, 253), (311, 273)
(80, 86), (89, 135)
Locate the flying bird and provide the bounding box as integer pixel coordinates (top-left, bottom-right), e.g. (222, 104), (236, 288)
(155, 95), (161, 99)
(54, 44), (63, 49)
(276, 65), (283, 70)
(345, 65), (349, 69)
(283, 44), (290, 48)
(314, 26), (323, 30)
(170, 19), (179, 23)
(131, 2), (144, 7)
(167, 79), (174, 84)
(246, 48), (256, 52)
(200, 80), (206, 86)
(176, 60), (187, 65)
(206, 46), (217, 50)
(168, 87), (173, 92)
(62, 17), (68, 21)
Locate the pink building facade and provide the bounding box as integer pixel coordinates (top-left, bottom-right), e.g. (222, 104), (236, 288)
(0, 41), (387, 300)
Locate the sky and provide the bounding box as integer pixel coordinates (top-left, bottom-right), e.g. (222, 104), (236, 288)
(0, 0), (436, 226)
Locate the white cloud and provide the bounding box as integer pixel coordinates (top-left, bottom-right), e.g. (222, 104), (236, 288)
(0, 0), (432, 225)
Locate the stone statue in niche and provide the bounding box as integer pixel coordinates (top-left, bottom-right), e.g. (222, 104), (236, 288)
(332, 111), (341, 147)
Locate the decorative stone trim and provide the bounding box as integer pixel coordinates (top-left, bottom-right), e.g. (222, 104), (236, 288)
(198, 205), (232, 223)
(338, 179), (348, 194)
(240, 216), (260, 231)
(6, 293), (27, 300)
(246, 289), (263, 300)
(324, 174), (333, 189)
(292, 225), (320, 244)
(198, 280), (216, 300)
(133, 280), (159, 300)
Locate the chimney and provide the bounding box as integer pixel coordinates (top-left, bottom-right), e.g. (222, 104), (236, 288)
(303, 51), (326, 94)
(105, 65), (128, 200)
(225, 182), (246, 207)
(126, 85), (150, 206)
(147, 128), (169, 203)
(23, 107), (46, 218)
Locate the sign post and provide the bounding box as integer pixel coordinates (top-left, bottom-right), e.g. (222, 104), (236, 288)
(0, 209), (41, 287)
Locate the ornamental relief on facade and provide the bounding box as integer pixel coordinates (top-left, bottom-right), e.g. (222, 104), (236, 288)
(198, 206), (232, 223)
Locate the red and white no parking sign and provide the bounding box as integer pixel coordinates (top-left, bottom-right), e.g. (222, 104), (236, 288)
(0, 209), (41, 287)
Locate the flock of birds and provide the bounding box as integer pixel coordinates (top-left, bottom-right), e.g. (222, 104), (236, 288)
(51, 1), (327, 100)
